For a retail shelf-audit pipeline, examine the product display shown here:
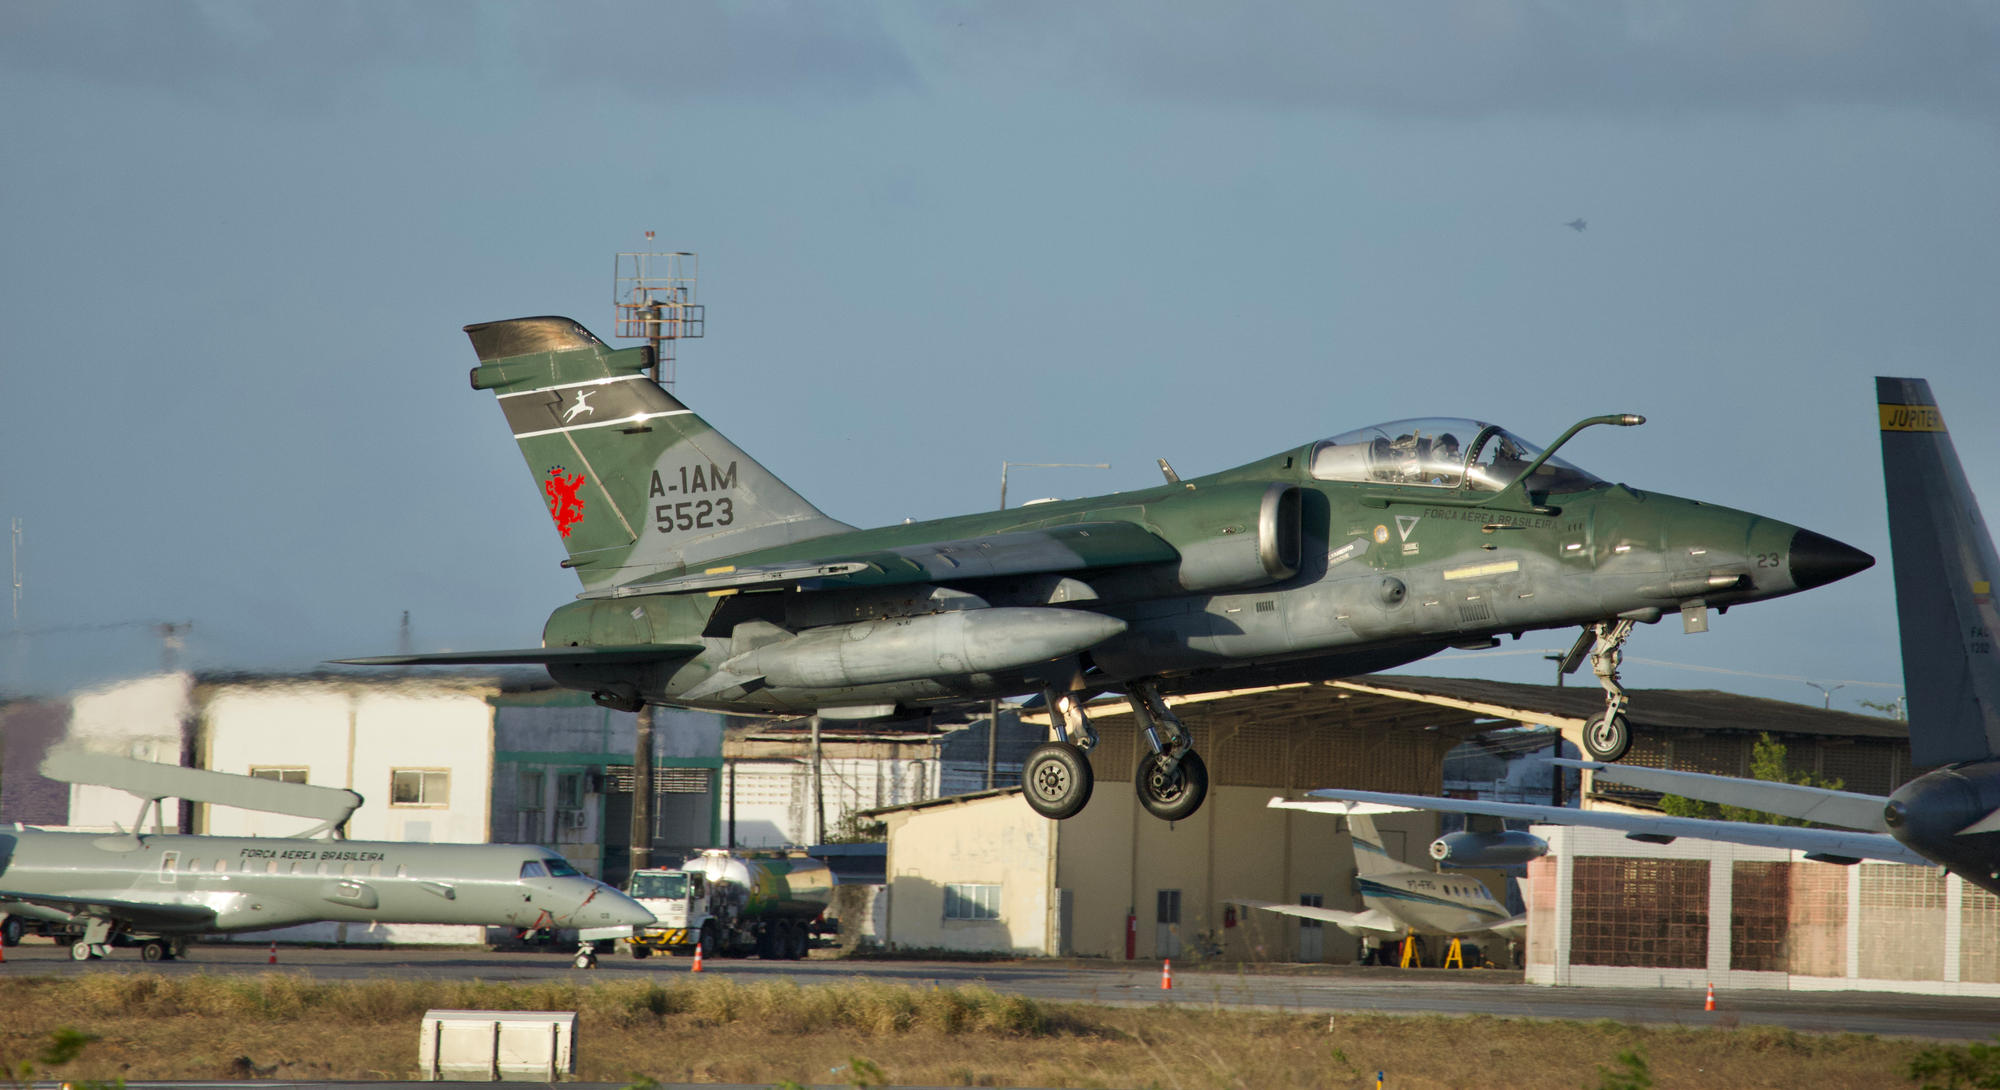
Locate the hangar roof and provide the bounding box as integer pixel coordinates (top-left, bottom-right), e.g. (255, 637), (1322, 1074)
(1340, 675), (1908, 742)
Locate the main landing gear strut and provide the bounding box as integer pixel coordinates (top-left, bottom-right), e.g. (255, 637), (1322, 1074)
(1581, 619), (1636, 762)
(1021, 682), (1212, 822)
(1023, 689), (1097, 820)
(1129, 683), (1208, 822)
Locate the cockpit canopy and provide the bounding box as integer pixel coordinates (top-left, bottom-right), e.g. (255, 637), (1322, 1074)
(1308, 418), (1603, 494)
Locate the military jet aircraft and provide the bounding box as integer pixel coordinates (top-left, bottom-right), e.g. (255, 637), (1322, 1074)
(341, 316), (1871, 824)
(1293, 377), (2000, 898)
(1229, 807), (1526, 964)
(1565, 219), (1588, 232)
(0, 755), (653, 967)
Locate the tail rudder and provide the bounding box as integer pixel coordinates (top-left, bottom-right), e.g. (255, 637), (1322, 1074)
(1346, 813), (1403, 877)
(466, 317), (853, 591)
(1876, 377), (2000, 766)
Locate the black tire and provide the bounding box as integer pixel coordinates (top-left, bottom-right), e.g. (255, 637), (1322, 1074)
(789, 921), (810, 960)
(1, 916), (23, 947)
(140, 940), (167, 962)
(70, 941), (94, 961)
(630, 944), (651, 959)
(1024, 742), (1094, 819)
(698, 923), (718, 959)
(1135, 749), (1209, 822)
(1584, 713), (1631, 762)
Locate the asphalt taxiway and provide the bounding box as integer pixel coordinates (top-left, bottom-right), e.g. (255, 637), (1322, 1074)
(3, 942), (1991, 1041)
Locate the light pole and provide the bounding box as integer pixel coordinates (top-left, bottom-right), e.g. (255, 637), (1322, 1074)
(1805, 681), (1845, 710)
(988, 460), (1112, 789)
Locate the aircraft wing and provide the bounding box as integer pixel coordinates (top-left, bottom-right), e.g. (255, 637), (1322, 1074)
(1289, 791), (1930, 866)
(1550, 758), (1890, 831)
(1226, 898), (1404, 936)
(332, 643), (704, 667)
(0, 889), (217, 931)
(584, 522), (1182, 598)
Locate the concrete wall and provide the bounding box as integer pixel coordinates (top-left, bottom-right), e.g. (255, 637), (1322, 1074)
(199, 679), (495, 845)
(883, 794), (1052, 954)
(1525, 825), (2000, 996)
(725, 755), (936, 848)
(64, 673), (194, 831)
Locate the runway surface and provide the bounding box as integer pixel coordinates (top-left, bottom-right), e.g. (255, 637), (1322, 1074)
(3, 941), (1992, 1041)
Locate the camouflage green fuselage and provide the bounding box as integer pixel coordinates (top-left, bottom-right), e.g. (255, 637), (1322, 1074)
(542, 449), (1818, 715)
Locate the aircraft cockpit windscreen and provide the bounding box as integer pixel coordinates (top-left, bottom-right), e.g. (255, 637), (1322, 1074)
(1308, 418), (1603, 494)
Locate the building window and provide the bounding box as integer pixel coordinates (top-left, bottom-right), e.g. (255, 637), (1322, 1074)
(391, 768), (450, 807)
(944, 883), (1001, 921)
(519, 770), (546, 841)
(250, 767), (308, 784)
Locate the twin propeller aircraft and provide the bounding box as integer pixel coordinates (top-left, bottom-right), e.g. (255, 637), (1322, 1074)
(344, 316), (1871, 823)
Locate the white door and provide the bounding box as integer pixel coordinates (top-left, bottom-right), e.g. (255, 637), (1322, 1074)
(1297, 894), (1324, 961)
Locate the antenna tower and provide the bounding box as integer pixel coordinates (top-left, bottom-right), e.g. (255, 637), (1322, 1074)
(613, 233), (704, 390)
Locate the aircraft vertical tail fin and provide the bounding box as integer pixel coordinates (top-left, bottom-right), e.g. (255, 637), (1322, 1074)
(464, 317), (854, 593)
(1346, 813), (1403, 877)
(1877, 377), (2000, 766)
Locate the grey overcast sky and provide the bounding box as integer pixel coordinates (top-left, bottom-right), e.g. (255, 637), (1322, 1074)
(3, 1), (1997, 711)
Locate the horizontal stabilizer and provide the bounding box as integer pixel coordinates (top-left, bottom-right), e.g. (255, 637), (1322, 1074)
(332, 644), (702, 667)
(1226, 898), (1402, 936)
(1300, 788), (1929, 866)
(1269, 795), (1417, 816)
(1550, 758), (1889, 831)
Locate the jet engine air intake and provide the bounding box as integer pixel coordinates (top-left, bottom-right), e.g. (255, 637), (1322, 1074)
(1175, 484), (1302, 592)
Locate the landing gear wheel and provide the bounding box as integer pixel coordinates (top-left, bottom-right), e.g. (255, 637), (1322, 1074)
(1024, 742), (1094, 819)
(71, 941), (95, 961)
(630, 944), (651, 959)
(573, 949), (597, 970)
(141, 940), (168, 962)
(1, 916), (23, 947)
(1584, 713), (1631, 762)
(1135, 749), (1209, 822)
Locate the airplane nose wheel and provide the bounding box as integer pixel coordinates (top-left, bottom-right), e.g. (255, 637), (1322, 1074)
(1135, 749), (1208, 822)
(1584, 713), (1631, 762)
(572, 944), (599, 970)
(1581, 619), (1637, 761)
(1024, 742), (1094, 819)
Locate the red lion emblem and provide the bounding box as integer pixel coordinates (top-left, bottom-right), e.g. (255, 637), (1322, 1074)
(544, 467), (586, 538)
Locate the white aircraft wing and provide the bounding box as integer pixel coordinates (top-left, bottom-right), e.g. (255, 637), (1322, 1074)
(1225, 898), (1403, 936)
(0, 889), (217, 931)
(1550, 758), (1889, 832)
(1294, 790), (1929, 865)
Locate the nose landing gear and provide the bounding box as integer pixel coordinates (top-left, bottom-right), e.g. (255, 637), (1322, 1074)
(1581, 619), (1635, 761)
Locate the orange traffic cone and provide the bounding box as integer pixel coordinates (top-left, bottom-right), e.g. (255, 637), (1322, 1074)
(267, 942), (278, 965)
(1160, 958), (1173, 990)
(691, 943), (704, 973)
(1703, 982), (1715, 1012)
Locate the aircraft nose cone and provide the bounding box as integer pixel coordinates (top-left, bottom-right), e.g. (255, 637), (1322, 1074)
(1789, 529), (1874, 590)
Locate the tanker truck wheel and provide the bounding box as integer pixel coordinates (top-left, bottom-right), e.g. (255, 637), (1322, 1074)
(787, 922), (809, 960)
(629, 943), (651, 959)
(1024, 742), (1093, 819)
(698, 923), (718, 960)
